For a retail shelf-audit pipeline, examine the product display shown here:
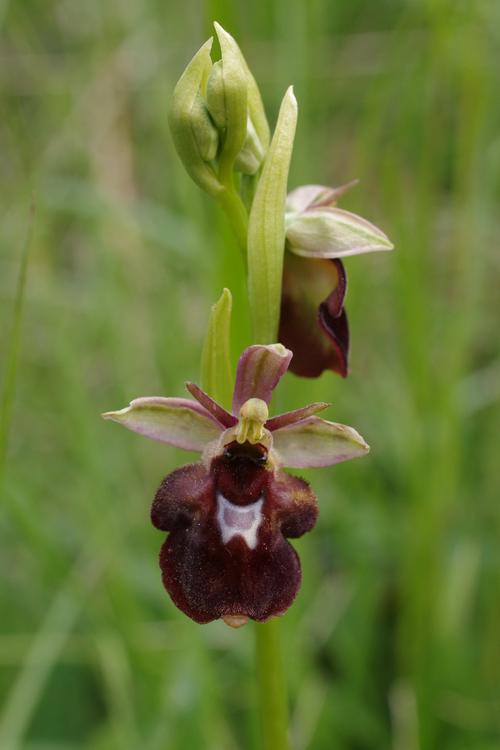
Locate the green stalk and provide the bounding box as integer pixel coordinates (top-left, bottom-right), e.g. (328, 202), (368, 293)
(255, 619), (289, 750)
(216, 185), (248, 256)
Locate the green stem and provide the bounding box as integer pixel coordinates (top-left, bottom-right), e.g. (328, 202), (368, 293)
(216, 186), (248, 257)
(255, 620), (289, 750)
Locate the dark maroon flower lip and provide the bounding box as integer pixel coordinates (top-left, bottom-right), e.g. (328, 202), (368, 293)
(152, 459), (318, 623)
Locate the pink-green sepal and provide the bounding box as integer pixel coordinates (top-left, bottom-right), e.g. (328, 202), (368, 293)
(102, 397), (222, 452)
(287, 207), (394, 259)
(272, 416), (369, 468)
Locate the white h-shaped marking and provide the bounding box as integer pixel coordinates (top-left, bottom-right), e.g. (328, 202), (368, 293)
(216, 493), (264, 549)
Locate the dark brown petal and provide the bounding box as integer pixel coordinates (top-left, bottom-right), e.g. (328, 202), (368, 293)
(152, 455), (318, 623)
(279, 253), (349, 378)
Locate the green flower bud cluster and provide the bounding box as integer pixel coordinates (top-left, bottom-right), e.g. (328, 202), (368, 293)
(169, 23), (298, 344)
(169, 23), (270, 199)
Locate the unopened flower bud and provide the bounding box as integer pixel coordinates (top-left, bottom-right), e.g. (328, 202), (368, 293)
(168, 38), (223, 197)
(205, 24), (249, 173)
(190, 93), (219, 162)
(235, 116), (265, 175)
(205, 60), (226, 129)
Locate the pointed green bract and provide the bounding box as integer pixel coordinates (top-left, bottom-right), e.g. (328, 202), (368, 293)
(168, 38), (223, 197)
(205, 61), (226, 128)
(247, 87), (298, 343)
(190, 93), (219, 162)
(201, 288), (233, 409)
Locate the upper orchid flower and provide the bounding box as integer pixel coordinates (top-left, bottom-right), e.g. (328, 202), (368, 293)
(103, 344), (369, 627)
(279, 182), (394, 378)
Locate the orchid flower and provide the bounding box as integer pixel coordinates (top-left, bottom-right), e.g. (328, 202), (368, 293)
(280, 182), (394, 378)
(103, 344), (369, 627)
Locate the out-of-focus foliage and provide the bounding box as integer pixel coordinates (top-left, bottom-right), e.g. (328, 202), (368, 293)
(1, 1), (499, 748)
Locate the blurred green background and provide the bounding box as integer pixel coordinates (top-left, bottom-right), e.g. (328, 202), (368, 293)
(1, 1), (500, 748)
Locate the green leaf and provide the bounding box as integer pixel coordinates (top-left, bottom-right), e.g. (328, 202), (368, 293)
(247, 87), (298, 344)
(200, 288), (233, 409)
